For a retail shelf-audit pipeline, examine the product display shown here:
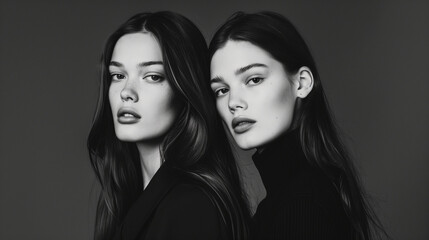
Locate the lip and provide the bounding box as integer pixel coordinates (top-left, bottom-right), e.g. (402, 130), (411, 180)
(117, 108), (141, 124)
(232, 116), (256, 134)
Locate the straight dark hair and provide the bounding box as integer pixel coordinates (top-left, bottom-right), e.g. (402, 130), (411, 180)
(88, 11), (250, 240)
(209, 11), (387, 240)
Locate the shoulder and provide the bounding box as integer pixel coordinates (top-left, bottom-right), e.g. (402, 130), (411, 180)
(264, 167), (350, 238)
(258, 195), (351, 239)
(271, 164), (348, 221)
(147, 181), (227, 239)
(153, 165), (220, 215)
(161, 182), (217, 214)
(254, 169), (351, 239)
(272, 165), (345, 218)
(282, 165), (342, 209)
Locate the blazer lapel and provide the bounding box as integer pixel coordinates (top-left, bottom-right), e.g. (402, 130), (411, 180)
(119, 164), (181, 240)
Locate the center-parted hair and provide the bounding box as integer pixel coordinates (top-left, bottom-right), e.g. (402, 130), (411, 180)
(209, 11), (387, 240)
(88, 11), (250, 240)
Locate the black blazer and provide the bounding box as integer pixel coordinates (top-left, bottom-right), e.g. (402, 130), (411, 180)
(113, 164), (227, 240)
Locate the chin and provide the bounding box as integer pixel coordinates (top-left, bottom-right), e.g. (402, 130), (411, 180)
(234, 136), (258, 150)
(114, 130), (142, 142)
(115, 134), (140, 142)
(239, 145), (254, 151)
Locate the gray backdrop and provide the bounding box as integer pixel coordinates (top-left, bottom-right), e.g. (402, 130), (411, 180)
(1, 0), (428, 239)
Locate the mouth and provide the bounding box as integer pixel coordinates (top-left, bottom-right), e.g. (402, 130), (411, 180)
(232, 117), (256, 134)
(117, 108), (141, 124)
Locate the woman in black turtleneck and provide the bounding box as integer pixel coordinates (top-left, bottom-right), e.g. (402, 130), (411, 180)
(209, 11), (387, 240)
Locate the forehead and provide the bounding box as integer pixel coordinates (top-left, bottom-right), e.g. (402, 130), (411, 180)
(210, 40), (275, 76)
(111, 32), (162, 62)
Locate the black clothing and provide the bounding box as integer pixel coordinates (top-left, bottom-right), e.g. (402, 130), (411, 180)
(113, 164), (227, 240)
(252, 130), (351, 239)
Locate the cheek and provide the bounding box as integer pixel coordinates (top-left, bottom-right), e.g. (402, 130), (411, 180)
(276, 90), (295, 112)
(272, 80), (295, 107)
(108, 87), (117, 109)
(157, 89), (179, 119)
(216, 99), (229, 121)
(165, 98), (179, 120)
(262, 85), (296, 125)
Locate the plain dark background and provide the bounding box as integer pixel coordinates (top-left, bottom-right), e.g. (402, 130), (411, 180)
(0, 0), (428, 239)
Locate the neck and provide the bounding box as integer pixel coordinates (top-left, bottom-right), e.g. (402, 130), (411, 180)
(136, 141), (163, 190)
(252, 129), (306, 194)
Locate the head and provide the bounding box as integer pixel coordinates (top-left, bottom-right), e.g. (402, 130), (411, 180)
(109, 31), (180, 145)
(88, 11), (226, 240)
(90, 11), (215, 168)
(209, 11), (319, 150)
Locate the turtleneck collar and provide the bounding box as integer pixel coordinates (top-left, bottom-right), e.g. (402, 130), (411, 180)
(252, 129), (308, 194)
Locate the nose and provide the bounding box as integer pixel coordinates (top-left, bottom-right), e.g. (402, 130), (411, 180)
(228, 88), (247, 114)
(120, 79), (139, 102)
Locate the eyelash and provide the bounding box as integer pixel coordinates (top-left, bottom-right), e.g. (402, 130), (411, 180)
(246, 77), (264, 85)
(109, 74), (165, 82)
(110, 73), (125, 81)
(213, 77), (264, 97)
(214, 88), (229, 97)
(144, 74), (165, 82)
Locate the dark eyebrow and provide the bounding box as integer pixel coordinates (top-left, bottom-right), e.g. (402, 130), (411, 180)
(109, 61), (163, 68)
(138, 61), (163, 67)
(210, 76), (224, 84)
(109, 61), (123, 67)
(235, 63), (267, 75)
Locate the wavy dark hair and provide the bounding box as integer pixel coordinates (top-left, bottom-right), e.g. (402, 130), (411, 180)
(209, 11), (387, 240)
(88, 11), (250, 240)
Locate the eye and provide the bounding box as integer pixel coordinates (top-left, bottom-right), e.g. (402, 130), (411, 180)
(110, 73), (125, 81)
(144, 74), (165, 82)
(214, 88), (229, 97)
(246, 77), (264, 86)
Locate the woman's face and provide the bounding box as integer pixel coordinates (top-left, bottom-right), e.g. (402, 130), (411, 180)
(210, 40), (298, 150)
(109, 32), (179, 143)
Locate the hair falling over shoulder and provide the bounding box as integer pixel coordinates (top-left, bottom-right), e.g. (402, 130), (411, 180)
(88, 11), (251, 240)
(209, 11), (389, 240)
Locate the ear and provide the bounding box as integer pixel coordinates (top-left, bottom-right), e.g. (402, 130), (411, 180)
(294, 66), (314, 99)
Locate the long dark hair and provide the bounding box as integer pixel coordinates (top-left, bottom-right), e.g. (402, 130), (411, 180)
(209, 11), (387, 240)
(88, 11), (250, 240)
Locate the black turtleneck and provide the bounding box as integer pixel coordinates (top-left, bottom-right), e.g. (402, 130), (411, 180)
(252, 130), (351, 240)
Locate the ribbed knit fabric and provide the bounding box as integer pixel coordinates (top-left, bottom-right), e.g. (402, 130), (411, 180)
(252, 129), (351, 240)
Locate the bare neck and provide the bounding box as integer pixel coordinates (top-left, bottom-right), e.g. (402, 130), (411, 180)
(136, 142), (163, 190)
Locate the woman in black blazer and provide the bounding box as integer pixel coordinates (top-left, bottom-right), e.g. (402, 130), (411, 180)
(88, 12), (250, 240)
(209, 12), (387, 239)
